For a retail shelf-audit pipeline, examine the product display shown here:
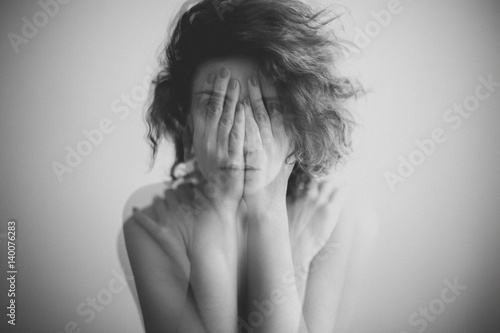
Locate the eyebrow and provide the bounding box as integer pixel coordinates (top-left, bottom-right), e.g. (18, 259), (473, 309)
(194, 91), (281, 103)
(193, 91), (213, 96)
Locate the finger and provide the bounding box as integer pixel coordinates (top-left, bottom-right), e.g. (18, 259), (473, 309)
(228, 102), (245, 164)
(243, 97), (262, 153)
(192, 72), (216, 142)
(206, 67), (231, 142)
(248, 74), (273, 145)
(269, 103), (286, 137)
(217, 78), (240, 156)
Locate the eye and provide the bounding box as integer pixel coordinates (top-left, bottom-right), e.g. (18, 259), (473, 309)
(193, 91), (212, 108)
(263, 97), (282, 113)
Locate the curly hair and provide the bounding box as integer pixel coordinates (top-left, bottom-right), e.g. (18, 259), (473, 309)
(146, 0), (362, 200)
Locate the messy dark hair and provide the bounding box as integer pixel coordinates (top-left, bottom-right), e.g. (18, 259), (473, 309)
(146, 0), (362, 199)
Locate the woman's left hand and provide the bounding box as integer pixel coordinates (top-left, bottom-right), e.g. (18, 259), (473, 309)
(242, 72), (295, 209)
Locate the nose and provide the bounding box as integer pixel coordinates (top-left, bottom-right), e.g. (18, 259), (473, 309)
(242, 129), (259, 156)
(239, 92), (249, 155)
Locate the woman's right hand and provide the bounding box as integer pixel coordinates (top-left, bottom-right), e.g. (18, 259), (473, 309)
(188, 67), (246, 216)
(183, 68), (243, 332)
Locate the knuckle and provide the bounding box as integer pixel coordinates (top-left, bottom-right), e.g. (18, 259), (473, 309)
(211, 90), (225, 102)
(230, 129), (241, 140)
(207, 103), (223, 117)
(199, 97), (210, 108)
(260, 131), (272, 143)
(255, 109), (269, 123)
(225, 95), (237, 105)
(234, 113), (243, 124)
(219, 114), (233, 127)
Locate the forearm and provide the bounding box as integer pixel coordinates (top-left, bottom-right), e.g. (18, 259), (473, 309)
(189, 210), (239, 333)
(246, 201), (309, 333)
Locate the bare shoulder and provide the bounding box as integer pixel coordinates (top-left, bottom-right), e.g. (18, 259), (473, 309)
(331, 183), (379, 246)
(122, 181), (169, 221)
(122, 180), (196, 239)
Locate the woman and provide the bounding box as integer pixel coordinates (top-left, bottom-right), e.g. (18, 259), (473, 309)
(123, 0), (378, 332)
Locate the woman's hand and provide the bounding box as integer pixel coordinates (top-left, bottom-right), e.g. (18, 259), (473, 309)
(189, 67), (246, 215)
(132, 187), (194, 281)
(242, 72), (295, 210)
(242, 74), (308, 332)
(185, 67), (244, 332)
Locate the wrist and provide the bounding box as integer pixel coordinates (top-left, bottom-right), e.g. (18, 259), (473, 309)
(188, 204), (238, 255)
(245, 191), (287, 212)
(193, 180), (240, 216)
(245, 197), (288, 229)
(244, 169), (290, 209)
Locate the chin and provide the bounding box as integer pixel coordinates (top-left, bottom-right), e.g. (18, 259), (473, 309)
(243, 178), (262, 194)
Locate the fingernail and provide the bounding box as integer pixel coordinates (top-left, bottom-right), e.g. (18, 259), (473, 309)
(220, 67), (230, 78)
(250, 75), (258, 87)
(229, 78), (238, 89)
(244, 97), (250, 106)
(207, 73), (216, 83)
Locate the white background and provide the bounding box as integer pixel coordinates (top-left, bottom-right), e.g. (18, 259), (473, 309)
(1, 0), (499, 332)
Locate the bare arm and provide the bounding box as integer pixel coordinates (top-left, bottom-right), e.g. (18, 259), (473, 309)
(242, 72), (309, 332)
(128, 184), (240, 333)
(246, 200), (311, 333)
(184, 66), (246, 332)
(126, 66), (247, 332)
(123, 207), (206, 333)
(302, 193), (379, 332)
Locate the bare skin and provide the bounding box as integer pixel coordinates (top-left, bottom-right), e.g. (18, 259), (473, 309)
(123, 57), (379, 333)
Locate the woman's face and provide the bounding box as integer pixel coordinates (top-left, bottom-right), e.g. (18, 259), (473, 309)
(188, 56), (292, 192)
